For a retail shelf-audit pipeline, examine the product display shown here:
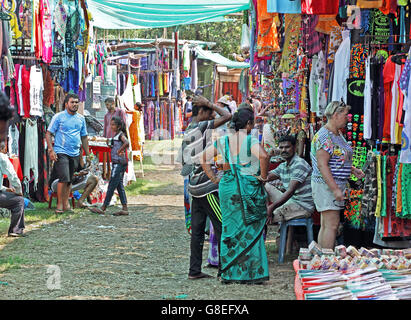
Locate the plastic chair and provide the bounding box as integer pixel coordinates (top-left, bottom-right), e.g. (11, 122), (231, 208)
(48, 192), (75, 209)
(278, 217), (313, 264)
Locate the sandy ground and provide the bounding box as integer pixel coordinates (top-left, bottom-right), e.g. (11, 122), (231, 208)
(0, 162), (297, 300)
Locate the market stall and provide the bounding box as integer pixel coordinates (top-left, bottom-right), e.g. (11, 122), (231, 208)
(248, 0), (411, 250)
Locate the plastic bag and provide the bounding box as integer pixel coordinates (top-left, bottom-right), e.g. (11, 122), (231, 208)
(240, 23), (250, 51)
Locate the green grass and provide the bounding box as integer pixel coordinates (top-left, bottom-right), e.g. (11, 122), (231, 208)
(0, 255), (28, 273)
(126, 156), (175, 196)
(125, 178), (171, 196)
(0, 202), (81, 244)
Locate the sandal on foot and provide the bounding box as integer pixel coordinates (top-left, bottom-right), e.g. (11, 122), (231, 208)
(55, 209), (64, 214)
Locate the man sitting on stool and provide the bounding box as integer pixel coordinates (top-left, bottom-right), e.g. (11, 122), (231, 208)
(49, 155), (98, 208)
(263, 135), (314, 224)
(0, 142), (25, 237)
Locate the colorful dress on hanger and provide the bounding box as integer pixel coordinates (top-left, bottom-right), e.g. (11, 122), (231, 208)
(256, 0), (280, 57)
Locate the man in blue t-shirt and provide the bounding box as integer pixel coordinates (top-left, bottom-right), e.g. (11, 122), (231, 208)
(46, 93), (91, 213)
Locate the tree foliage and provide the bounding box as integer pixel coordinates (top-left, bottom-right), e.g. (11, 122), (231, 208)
(97, 17), (243, 59)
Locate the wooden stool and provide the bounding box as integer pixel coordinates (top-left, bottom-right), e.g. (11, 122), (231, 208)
(48, 192), (76, 209)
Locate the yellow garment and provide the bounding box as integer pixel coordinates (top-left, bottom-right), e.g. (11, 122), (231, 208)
(300, 85), (307, 114)
(357, 0), (383, 8)
(315, 15), (340, 35)
(395, 122), (402, 145)
(159, 72), (164, 96)
(397, 163), (403, 214)
(279, 14), (301, 74)
(5, 0), (22, 39)
(375, 155), (382, 217)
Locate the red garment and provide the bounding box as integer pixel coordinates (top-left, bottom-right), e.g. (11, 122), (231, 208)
(390, 0), (398, 15)
(21, 66), (31, 118)
(301, 0), (339, 14)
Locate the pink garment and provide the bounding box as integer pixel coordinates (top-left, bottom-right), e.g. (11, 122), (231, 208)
(41, 0), (53, 63)
(103, 108), (127, 138)
(10, 80), (16, 108)
(14, 64), (22, 115)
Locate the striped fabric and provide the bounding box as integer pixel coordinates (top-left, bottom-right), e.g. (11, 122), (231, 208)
(271, 154), (315, 213)
(207, 193), (222, 222)
(311, 127), (353, 187)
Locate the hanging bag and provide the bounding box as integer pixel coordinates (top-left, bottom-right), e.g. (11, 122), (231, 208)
(240, 23), (251, 52)
(227, 135), (267, 225)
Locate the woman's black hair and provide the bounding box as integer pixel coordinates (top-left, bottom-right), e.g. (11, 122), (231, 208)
(231, 108), (254, 131)
(110, 116), (127, 135)
(0, 92), (13, 122)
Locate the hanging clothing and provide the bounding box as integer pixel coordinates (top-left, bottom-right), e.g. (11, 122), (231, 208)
(29, 119), (49, 202)
(364, 57), (373, 140)
(267, 0), (301, 13)
(256, 0), (280, 57)
(401, 163), (411, 218)
(309, 51), (326, 116)
(302, 0), (339, 14)
(41, 0), (53, 63)
(24, 118), (39, 190)
(278, 14), (300, 74)
(21, 66), (31, 118)
(301, 15), (321, 56)
(331, 31), (351, 103)
(29, 65), (44, 117)
(357, 0), (383, 7)
(8, 124), (19, 157)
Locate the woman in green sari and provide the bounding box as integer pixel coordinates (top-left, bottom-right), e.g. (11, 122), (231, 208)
(201, 107), (270, 284)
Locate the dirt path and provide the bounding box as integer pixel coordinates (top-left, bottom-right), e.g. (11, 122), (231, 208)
(0, 162), (296, 300)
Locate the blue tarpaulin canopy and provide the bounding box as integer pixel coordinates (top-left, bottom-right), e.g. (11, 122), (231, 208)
(87, 0), (250, 29)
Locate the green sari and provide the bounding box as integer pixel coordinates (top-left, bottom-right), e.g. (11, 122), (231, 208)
(216, 134), (269, 284)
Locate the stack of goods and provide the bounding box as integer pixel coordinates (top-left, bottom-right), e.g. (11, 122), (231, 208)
(298, 269), (354, 300)
(298, 241), (411, 271)
(298, 267), (398, 300)
(380, 269), (411, 299)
